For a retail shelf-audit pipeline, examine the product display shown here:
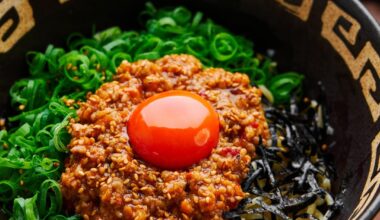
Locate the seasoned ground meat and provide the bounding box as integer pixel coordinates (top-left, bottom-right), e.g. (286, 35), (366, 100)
(60, 54), (270, 220)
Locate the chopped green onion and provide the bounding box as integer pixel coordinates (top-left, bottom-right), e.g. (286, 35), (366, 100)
(210, 33), (238, 61)
(268, 72), (304, 104)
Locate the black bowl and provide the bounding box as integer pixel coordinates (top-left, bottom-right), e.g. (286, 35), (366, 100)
(0, 0), (379, 219)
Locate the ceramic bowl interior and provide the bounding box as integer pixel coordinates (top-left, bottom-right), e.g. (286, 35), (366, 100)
(0, 0), (380, 219)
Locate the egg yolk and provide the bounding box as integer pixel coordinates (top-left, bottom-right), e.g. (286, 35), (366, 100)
(127, 90), (220, 169)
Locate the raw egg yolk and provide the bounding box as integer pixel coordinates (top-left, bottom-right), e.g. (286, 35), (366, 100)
(127, 90), (219, 169)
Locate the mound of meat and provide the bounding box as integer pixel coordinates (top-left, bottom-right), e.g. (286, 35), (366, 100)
(60, 54), (270, 220)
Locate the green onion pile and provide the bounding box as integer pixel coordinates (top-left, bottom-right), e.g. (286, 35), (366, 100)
(0, 3), (304, 219)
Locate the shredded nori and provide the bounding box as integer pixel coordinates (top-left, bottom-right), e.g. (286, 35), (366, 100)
(224, 83), (342, 219)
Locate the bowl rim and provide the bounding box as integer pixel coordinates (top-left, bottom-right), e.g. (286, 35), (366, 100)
(334, 0), (380, 219)
(0, 0), (380, 219)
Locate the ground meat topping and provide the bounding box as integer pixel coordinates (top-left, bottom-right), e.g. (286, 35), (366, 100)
(60, 54), (270, 220)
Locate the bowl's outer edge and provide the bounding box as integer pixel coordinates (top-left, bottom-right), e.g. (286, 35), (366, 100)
(325, 1), (380, 219)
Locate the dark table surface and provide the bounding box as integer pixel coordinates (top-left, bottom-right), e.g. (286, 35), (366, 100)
(363, 0), (380, 22)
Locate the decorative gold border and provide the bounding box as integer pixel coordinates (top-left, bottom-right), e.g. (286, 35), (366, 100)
(0, 0), (70, 53)
(0, 0), (35, 53)
(321, 2), (380, 123)
(350, 131), (380, 220)
(276, 0), (314, 21)
(59, 0), (70, 4)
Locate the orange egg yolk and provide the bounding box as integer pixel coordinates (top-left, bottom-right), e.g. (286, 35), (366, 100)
(127, 90), (220, 170)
